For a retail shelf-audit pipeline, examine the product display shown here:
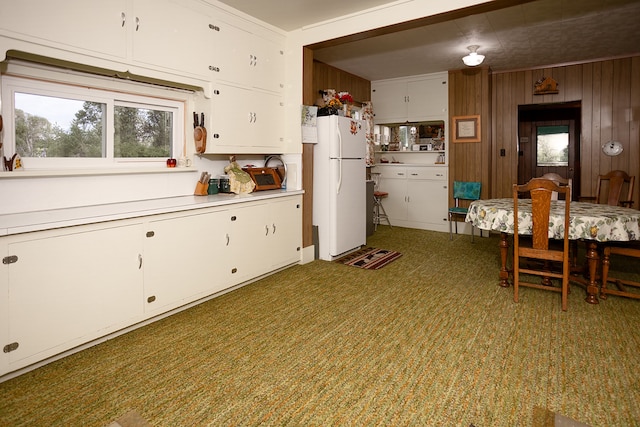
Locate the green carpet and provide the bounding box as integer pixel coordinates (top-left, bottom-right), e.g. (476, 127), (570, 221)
(1, 227), (639, 426)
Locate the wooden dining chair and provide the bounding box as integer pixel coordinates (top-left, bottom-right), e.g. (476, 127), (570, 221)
(539, 173), (572, 200)
(601, 243), (640, 300)
(513, 178), (571, 311)
(538, 173), (578, 267)
(580, 170), (635, 207)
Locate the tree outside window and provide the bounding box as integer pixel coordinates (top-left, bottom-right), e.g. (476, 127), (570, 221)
(536, 125), (569, 166)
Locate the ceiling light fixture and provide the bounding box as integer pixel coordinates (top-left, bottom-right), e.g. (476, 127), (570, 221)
(462, 45), (485, 67)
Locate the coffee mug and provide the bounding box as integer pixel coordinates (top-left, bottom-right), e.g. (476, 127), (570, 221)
(178, 157), (192, 167)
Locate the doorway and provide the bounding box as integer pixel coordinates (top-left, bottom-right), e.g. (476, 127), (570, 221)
(517, 102), (581, 200)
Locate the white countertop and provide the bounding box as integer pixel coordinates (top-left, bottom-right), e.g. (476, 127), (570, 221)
(0, 189), (304, 237)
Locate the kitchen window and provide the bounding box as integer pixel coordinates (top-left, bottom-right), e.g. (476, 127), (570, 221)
(1, 67), (186, 170)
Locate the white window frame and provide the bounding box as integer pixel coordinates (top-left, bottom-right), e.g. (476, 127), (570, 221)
(1, 64), (187, 170)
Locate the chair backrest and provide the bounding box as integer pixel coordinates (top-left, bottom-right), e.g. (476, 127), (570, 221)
(513, 178), (570, 251)
(594, 170), (635, 207)
(452, 181), (481, 201)
(539, 173), (572, 200)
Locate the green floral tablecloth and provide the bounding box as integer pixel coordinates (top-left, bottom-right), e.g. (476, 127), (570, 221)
(465, 198), (640, 242)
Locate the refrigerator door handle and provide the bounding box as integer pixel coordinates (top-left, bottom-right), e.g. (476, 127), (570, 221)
(337, 158), (342, 194)
(336, 124), (343, 194)
(337, 123), (343, 159)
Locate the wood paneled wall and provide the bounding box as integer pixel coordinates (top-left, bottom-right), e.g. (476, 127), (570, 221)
(302, 48), (315, 248)
(312, 60), (371, 105)
(490, 56), (640, 204)
(448, 66), (492, 201)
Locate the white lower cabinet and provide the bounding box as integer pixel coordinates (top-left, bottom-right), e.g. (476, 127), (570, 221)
(0, 195), (302, 378)
(376, 165), (449, 232)
(1, 221), (144, 373)
(142, 208), (233, 316)
(226, 197), (302, 281)
(266, 197), (303, 270)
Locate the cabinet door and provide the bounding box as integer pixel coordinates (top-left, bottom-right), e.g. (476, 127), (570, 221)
(250, 36), (285, 94)
(0, 240), (9, 376)
(131, 0), (215, 79)
(226, 204), (270, 281)
(211, 19), (284, 93)
(377, 168), (408, 222)
(4, 223), (143, 370)
(370, 80), (408, 124)
(407, 76), (448, 121)
(0, 0), (128, 60)
(406, 167), (449, 231)
(207, 83), (285, 153)
(267, 196), (302, 270)
(143, 209), (232, 315)
(407, 180), (449, 227)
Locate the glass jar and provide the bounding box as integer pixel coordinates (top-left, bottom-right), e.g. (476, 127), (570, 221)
(219, 175), (231, 193)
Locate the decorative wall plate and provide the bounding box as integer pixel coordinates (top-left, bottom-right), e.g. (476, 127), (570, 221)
(602, 140), (623, 156)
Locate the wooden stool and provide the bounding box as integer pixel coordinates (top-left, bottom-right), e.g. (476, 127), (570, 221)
(371, 173), (391, 230)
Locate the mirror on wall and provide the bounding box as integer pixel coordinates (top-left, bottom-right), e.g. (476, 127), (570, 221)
(374, 121), (445, 151)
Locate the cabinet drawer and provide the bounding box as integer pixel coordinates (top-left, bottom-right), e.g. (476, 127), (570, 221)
(374, 166), (407, 179)
(407, 167), (446, 180)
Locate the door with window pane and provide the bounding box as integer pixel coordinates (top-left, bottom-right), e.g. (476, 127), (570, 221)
(517, 103), (581, 200)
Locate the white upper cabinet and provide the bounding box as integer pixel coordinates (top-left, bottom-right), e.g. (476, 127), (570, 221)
(0, 0), (217, 81)
(0, 0), (289, 153)
(131, 0), (216, 80)
(210, 17), (285, 94)
(371, 72), (448, 124)
(207, 82), (285, 153)
(0, 0), (129, 60)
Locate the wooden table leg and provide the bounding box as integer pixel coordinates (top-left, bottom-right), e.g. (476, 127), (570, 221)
(499, 232), (511, 287)
(585, 241), (600, 304)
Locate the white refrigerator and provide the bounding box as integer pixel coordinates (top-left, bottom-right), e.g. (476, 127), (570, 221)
(313, 115), (367, 261)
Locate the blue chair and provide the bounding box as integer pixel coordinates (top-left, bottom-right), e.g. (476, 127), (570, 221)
(448, 181), (481, 241)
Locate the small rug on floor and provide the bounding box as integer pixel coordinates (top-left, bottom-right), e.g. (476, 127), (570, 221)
(335, 247), (402, 270)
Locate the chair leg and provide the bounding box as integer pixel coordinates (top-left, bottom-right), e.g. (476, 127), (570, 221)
(373, 196), (391, 230)
(449, 213), (453, 240)
(471, 225), (475, 243)
(373, 199), (379, 231)
(378, 200), (391, 228)
(513, 260), (519, 303)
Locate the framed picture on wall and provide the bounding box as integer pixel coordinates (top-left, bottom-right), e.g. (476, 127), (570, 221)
(452, 115), (481, 143)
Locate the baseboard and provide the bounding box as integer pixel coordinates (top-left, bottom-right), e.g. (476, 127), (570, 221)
(301, 245), (315, 264)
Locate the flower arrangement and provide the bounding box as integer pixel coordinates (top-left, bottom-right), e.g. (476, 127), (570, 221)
(325, 96), (343, 109)
(337, 91), (354, 104)
(317, 89), (355, 116)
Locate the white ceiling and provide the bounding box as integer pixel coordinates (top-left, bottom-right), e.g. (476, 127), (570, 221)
(217, 0), (640, 81)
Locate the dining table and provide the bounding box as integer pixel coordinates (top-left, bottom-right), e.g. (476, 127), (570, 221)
(465, 198), (640, 304)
